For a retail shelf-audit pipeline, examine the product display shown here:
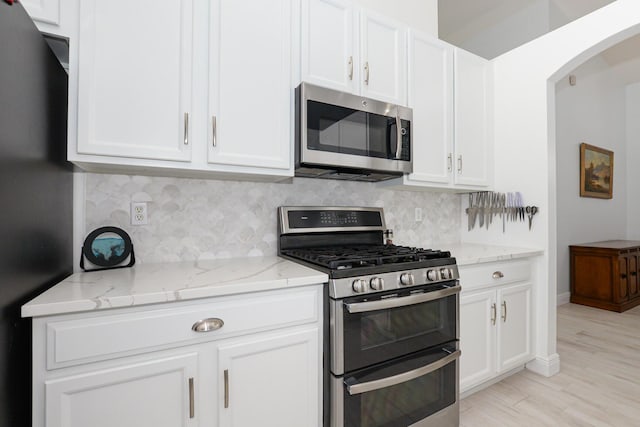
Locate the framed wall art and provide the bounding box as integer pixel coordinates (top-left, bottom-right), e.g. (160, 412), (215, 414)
(580, 143), (613, 199)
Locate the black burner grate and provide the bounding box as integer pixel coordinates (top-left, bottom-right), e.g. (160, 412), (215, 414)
(282, 245), (451, 270)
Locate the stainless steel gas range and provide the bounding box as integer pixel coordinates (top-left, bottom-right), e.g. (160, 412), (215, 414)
(278, 206), (460, 427)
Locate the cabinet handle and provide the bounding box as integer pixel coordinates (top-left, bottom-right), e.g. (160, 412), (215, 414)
(457, 155), (463, 174)
(188, 377), (195, 419)
(621, 273), (628, 279)
(184, 112), (189, 145)
(492, 271), (504, 279)
(348, 56), (353, 80)
(447, 153), (453, 172)
(502, 301), (507, 322)
(212, 115), (217, 147)
(224, 369), (230, 409)
(191, 318), (224, 332)
(491, 303), (496, 325)
(364, 61), (369, 85)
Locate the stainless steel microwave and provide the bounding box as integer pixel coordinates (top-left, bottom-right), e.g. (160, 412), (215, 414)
(295, 83), (412, 182)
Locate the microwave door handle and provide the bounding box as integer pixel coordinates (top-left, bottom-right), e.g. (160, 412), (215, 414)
(346, 349), (461, 395)
(345, 285), (461, 314)
(395, 114), (402, 159)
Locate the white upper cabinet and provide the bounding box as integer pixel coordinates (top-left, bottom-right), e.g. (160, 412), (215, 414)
(301, 0), (407, 105)
(75, 0), (194, 163)
(207, 0), (292, 171)
(359, 9), (406, 105)
(381, 36), (493, 192)
(68, 0), (295, 180)
(405, 30), (453, 185)
(454, 48), (492, 187)
(301, 0), (357, 93)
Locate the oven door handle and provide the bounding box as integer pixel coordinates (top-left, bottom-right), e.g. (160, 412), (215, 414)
(345, 285), (460, 314)
(346, 349), (461, 395)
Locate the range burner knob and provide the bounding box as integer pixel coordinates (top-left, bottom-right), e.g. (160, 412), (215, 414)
(440, 268), (451, 280)
(370, 277), (384, 291)
(427, 269), (439, 281)
(399, 273), (415, 286)
(352, 279), (367, 293)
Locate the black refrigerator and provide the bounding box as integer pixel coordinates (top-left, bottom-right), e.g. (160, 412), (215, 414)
(0, 2), (73, 426)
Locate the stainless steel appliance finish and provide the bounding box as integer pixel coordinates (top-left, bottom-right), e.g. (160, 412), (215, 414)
(295, 82), (413, 181)
(278, 206), (460, 427)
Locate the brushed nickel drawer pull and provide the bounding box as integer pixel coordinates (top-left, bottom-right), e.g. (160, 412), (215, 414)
(348, 56), (353, 80)
(364, 61), (370, 85)
(492, 271), (504, 279)
(188, 377), (195, 419)
(491, 303), (496, 325)
(212, 115), (217, 147)
(184, 112), (189, 145)
(224, 369), (229, 409)
(191, 318), (224, 332)
(502, 301), (507, 322)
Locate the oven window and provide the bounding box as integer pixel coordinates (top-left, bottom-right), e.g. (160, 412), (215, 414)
(342, 348), (457, 427)
(342, 286), (457, 373)
(306, 100), (394, 159)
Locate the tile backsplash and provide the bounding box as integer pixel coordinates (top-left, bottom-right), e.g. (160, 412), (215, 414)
(84, 173), (461, 263)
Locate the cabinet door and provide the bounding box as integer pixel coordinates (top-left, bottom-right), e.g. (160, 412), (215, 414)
(496, 283), (532, 373)
(208, 0), (291, 171)
(301, 0), (357, 93)
(359, 9), (406, 105)
(453, 48), (491, 187)
(76, 0), (194, 162)
(217, 327), (320, 427)
(619, 255), (630, 302)
(628, 253), (640, 299)
(406, 30), (453, 185)
(45, 353), (199, 427)
(459, 290), (496, 392)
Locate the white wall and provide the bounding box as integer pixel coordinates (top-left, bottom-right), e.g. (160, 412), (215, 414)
(626, 83), (640, 239)
(461, 0), (640, 377)
(359, 0), (438, 36)
(555, 57), (628, 296)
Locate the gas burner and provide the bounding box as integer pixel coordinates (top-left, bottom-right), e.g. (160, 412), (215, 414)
(281, 245), (451, 271)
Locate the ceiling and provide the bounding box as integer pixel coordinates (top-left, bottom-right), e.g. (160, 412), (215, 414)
(438, 0), (616, 58)
(437, 0), (640, 84)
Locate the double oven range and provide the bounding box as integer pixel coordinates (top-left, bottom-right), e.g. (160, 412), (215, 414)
(278, 206), (461, 427)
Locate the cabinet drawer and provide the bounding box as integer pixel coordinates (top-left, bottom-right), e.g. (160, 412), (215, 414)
(459, 260), (531, 292)
(45, 287), (320, 370)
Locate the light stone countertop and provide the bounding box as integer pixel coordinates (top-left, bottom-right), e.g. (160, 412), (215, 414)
(22, 245), (543, 318)
(441, 242), (544, 266)
(21, 257), (328, 318)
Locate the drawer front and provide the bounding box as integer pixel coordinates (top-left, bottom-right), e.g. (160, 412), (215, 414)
(46, 287), (321, 370)
(459, 260), (531, 292)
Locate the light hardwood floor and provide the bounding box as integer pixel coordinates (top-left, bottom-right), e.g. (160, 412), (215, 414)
(460, 303), (640, 426)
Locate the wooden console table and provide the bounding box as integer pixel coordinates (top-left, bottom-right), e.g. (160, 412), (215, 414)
(570, 240), (640, 312)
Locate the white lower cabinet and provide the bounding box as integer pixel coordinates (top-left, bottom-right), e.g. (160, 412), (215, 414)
(217, 327), (319, 427)
(45, 352), (199, 427)
(459, 260), (533, 394)
(32, 286), (322, 427)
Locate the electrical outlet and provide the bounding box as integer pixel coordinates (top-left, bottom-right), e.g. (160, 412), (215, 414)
(131, 202), (148, 225)
(415, 207), (423, 222)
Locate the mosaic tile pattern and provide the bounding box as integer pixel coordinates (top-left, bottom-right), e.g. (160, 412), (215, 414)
(85, 174), (461, 263)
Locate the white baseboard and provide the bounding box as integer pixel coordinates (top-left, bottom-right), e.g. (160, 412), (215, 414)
(526, 353), (560, 377)
(557, 292), (570, 306)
